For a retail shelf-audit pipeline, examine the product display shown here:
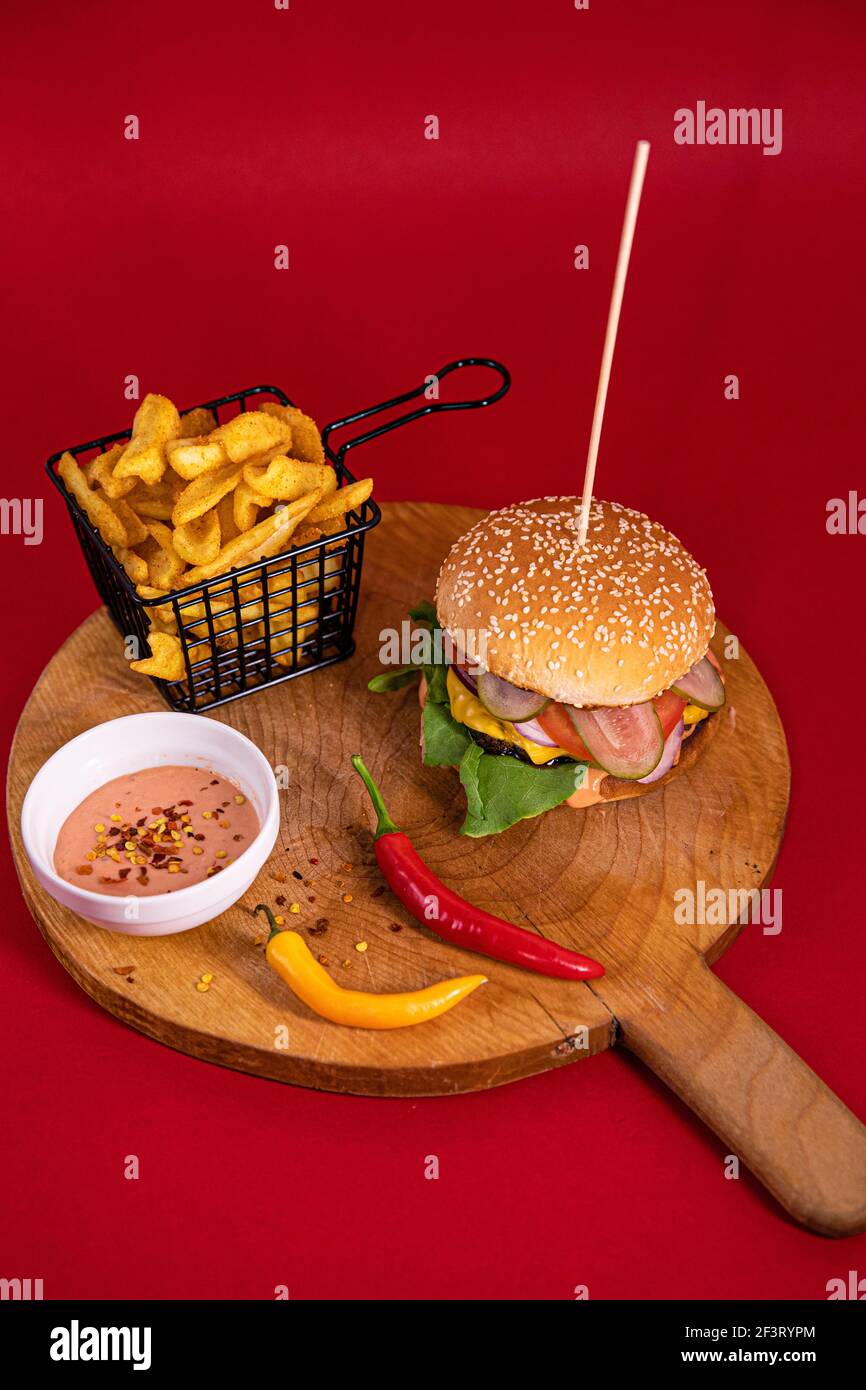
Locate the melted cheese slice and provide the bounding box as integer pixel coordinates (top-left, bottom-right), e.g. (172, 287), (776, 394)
(446, 669), (572, 765)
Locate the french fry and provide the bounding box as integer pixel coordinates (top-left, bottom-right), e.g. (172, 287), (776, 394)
(174, 584), (264, 626)
(212, 410), (292, 464)
(292, 524), (323, 547)
(58, 453), (129, 549)
(217, 490), (239, 544)
(142, 524), (186, 589)
(145, 519), (180, 554)
(126, 470), (183, 520)
(286, 409), (326, 466)
(172, 461), (244, 528)
(307, 477), (373, 524)
(135, 583), (177, 630)
(83, 443), (136, 498)
(268, 597), (321, 667)
(166, 435), (228, 481)
(182, 488), (322, 585)
(81, 457), (100, 488)
(129, 630), (185, 681)
(110, 496), (149, 548)
(233, 478), (265, 532)
(112, 547), (149, 586)
(243, 456), (330, 502)
(173, 509), (221, 566)
(321, 466), (338, 499)
(114, 394), (181, 484)
(125, 490), (174, 521)
(179, 407), (217, 438)
(259, 403), (326, 467)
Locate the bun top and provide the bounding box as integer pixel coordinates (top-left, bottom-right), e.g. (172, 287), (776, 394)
(435, 497), (715, 707)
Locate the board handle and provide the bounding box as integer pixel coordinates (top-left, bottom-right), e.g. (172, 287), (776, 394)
(620, 957), (866, 1236)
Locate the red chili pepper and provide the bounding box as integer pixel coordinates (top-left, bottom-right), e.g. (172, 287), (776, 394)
(351, 756), (604, 981)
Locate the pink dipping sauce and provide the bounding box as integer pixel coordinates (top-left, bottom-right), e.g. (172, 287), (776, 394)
(53, 765), (260, 897)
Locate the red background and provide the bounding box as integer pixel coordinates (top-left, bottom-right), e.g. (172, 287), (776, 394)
(2, 0), (865, 1299)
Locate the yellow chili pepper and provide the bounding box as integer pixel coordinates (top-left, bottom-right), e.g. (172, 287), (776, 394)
(254, 905), (486, 1029)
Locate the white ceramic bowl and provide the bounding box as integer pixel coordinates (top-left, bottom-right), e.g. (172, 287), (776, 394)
(21, 712), (280, 936)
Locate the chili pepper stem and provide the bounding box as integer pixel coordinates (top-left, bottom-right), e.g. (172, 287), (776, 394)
(254, 902), (282, 942)
(351, 755), (399, 839)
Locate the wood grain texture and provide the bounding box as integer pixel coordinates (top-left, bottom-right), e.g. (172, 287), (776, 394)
(7, 502), (866, 1233)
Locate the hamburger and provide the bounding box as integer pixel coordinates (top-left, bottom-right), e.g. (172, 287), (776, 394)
(373, 496), (726, 836)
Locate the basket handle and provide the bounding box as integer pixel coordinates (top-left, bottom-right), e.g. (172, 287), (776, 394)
(321, 358), (510, 465)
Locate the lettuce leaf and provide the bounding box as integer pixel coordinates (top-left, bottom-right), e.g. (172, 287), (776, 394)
(458, 741), (587, 837)
(422, 696), (473, 766)
(368, 665), (422, 693)
(371, 597), (589, 836)
(408, 600), (439, 629)
(423, 660), (450, 705)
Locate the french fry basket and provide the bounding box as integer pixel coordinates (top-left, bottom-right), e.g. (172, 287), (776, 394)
(46, 359), (510, 712)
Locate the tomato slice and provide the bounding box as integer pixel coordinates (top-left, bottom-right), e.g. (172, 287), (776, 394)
(538, 689), (686, 763)
(653, 688), (688, 738)
(537, 702), (593, 759)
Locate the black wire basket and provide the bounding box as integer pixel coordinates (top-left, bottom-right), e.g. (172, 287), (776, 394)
(47, 358), (510, 713)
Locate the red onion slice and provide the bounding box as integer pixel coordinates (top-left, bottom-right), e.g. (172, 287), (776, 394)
(452, 663), (478, 695)
(637, 718), (684, 784)
(512, 718), (560, 747)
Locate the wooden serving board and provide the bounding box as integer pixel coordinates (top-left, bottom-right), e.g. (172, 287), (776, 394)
(8, 502), (866, 1235)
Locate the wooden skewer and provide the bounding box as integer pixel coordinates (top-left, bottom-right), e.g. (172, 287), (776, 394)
(577, 140), (650, 546)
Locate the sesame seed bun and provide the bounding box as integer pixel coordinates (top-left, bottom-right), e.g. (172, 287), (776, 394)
(435, 497), (716, 707)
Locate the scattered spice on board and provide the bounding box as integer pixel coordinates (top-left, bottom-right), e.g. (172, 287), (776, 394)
(309, 919), (328, 936)
(389, 923), (403, 933)
(355, 941), (368, 953)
